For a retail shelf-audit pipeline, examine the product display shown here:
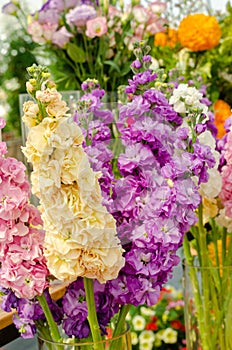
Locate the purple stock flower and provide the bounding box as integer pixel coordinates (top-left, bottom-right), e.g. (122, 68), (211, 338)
(142, 55), (152, 62)
(0, 288), (18, 311)
(12, 315), (36, 339)
(131, 59), (142, 69)
(63, 318), (90, 338)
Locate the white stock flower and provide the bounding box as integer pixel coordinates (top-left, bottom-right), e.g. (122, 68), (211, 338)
(198, 130), (220, 168)
(169, 83), (208, 118)
(132, 315), (146, 331)
(200, 168), (222, 199)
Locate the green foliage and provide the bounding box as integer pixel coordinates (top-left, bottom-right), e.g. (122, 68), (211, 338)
(0, 27), (39, 135)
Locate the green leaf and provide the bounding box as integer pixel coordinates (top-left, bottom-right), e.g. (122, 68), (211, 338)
(66, 43), (86, 63)
(104, 60), (120, 73)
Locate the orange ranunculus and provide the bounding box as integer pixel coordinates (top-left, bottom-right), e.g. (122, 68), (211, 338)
(178, 14), (221, 51)
(154, 28), (179, 48)
(214, 99), (232, 138)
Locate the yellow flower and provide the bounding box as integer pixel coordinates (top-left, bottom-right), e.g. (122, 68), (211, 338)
(154, 28), (179, 48)
(178, 14), (221, 51)
(214, 99), (232, 138)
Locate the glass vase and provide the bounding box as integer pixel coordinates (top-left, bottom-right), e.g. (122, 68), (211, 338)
(37, 326), (131, 350)
(183, 262), (232, 350)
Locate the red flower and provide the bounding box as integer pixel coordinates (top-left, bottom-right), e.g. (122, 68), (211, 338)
(146, 322), (158, 331)
(170, 319), (185, 332)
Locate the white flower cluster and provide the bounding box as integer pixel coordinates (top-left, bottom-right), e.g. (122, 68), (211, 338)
(169, 83), (208, 118)
(22, 88), (125, 284)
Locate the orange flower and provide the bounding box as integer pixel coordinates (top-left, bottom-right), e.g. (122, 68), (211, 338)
(208, 237), (230, 274)
(214, 99), (232, 138)
(178, 14), (221, 51)
(154, 28), (179, 48)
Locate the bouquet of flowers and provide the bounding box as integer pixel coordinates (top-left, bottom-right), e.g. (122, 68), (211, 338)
(152, 0), (232, 106)
(0, 42), (217, 349)
(2, 0), (167, 91)
(128, 286), (186, 350)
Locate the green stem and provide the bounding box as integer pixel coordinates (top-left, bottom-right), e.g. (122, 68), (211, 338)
(108, 304), (131, 350)
(183, 235), (207, 348)
(37, 293), (63, 350)
(113, 304), (131, 337)
(83, 278), (104, 350)
(197, 203), (212, 349)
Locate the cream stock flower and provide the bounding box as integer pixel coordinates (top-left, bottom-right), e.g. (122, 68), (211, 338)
(44, 231), (124, 283)
(22, 100), (40, 127)
(200, 168), (222, 199)
(22, 123), (52, 165)
(202, 197), (218, 224)
(215, 208), (232, 233)
(24, 84), (125, 283)
(36, 89), (62, 103)
(46, 100), (70, 118)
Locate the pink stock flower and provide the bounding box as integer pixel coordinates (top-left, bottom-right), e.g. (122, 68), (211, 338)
(224, 132), (232, 165)
(86, 16), (108, 38)
(5, 228), (45, 264)
(220, 132), (232, 217)
(0, 157), (28, 184)
(0, 259), (49, 299)
(0, 184), (29, 220)
(20, 205), (44, 227)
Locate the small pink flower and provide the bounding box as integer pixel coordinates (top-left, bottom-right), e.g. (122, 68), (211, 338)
(0, 117), (6, 129)
(150, 1), (167, 13)
(52, 26), (73, 48)
(27, 21), (45, 44)
(132, 5), (149, 24)
(42, 23), (59, 41)
(0, 142), (7, 157)
(86, 17), (108, 38)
